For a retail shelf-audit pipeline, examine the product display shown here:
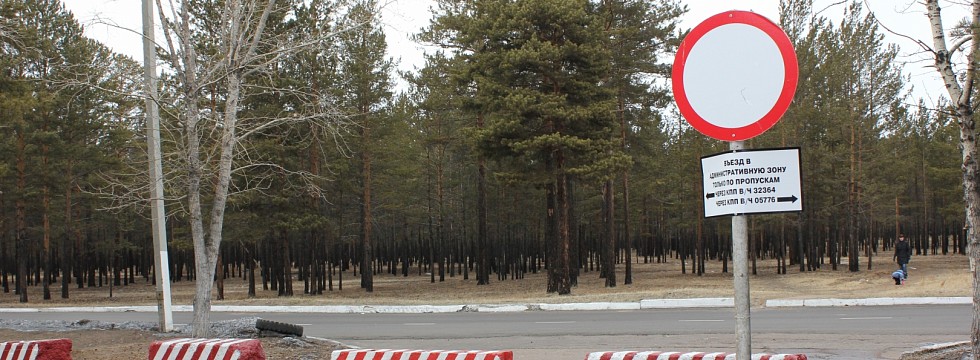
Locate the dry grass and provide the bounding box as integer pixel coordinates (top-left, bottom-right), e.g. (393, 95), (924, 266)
(0, 253), (970, 308)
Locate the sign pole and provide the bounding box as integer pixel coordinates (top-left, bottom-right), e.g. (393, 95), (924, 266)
(730, 140), (751, 359)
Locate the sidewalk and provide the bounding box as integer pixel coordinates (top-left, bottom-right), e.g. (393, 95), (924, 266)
(0, 296), (969, 314)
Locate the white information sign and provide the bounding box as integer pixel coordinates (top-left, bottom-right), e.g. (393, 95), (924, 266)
(701, 148), (803, 218)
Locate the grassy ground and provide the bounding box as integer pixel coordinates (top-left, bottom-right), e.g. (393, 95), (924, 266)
(0, 252), (969, 307)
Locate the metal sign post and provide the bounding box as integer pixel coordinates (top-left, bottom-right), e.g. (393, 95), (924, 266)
(729, 142), (751, 357)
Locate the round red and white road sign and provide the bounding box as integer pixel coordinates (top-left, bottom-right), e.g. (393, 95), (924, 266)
(672, 11), (798, 141)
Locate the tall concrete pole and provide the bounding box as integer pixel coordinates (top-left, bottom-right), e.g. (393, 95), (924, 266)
(730, 140), (751, 359)
(142, 0), (174, 332)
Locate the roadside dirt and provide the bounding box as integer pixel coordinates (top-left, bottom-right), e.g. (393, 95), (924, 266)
(0, 254), (971, 359)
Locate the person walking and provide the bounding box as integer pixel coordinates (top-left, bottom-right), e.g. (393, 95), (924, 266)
(894, 234), (912, 280)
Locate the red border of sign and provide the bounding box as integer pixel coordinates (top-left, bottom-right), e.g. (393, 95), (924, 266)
(672, 11), (798, 141)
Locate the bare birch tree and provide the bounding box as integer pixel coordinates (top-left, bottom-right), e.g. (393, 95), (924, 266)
(150, 0), (350, 336)
(920, 0), (980, 356)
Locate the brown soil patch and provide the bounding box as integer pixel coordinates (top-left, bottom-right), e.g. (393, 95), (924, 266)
(0, 255), (971, 359)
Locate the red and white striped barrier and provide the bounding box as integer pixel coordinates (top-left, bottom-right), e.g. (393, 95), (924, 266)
(148, 338), (265, 360)
(0, 339), (72, 360)
(586, 351), (807, 360)
(331, 349), (514, 360)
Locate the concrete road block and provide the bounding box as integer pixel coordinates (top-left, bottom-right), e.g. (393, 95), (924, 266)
(148, 338), (265, 360)
(0, 338), (72, 360)
(585, 351), (808, 360)
(331, 349), (514, 360)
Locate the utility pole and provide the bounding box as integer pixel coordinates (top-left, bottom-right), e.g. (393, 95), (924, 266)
(142, 0), (173, 332)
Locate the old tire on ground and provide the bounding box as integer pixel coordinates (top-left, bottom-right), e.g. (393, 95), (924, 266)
(255, 318), (304, 337)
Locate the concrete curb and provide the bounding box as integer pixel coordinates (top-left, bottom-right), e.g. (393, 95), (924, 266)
(0, 297), (967, 314)
(538, 302), (641, 311)
(640, 297), (734, 309)
(900, 341), (969, 359)
(764, 296), (970, 307)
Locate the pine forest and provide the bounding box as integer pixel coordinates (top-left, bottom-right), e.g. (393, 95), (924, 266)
(0, 0), (968, 305)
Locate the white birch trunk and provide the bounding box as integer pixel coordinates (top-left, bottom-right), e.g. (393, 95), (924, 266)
(192, 69), (242, 336)
(925, 1), (980, 357)
(170, 0), (211, 338)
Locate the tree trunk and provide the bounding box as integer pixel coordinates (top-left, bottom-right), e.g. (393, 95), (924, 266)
(618, 95), (632, 285)
(176, 0), (210, 336)
(477, 151), (489, 285)
(848, 116), (860, 272)
(602, 180), (616, 287)
(546, 183), (558, 293)
(191, 65), (240, 337)
(280, 229), (293, 296)
(42, 182), (51, 300)
(62, 162), (74, 299)
(555, 151), (572, 295)
(16, 129), (28, 303)
(426, 150), (435, 285)
(568, 177), (579, 287)
(42, 145), (51, 300)
(1, 189), (6, 293)
(248, 255), (256, 298)
(623, 172), (632, 285)
(436, 146), (445, 283)
(216, 253), (224, 300)
(924, 1), (980, 357)
(361, 121), (374, 292)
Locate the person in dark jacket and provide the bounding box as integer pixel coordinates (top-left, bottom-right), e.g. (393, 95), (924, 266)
(894, 234), (911, 279)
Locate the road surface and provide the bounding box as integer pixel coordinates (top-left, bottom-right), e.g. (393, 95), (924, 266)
(2, 305), (968, 359)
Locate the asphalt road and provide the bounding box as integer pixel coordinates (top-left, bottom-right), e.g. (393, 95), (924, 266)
(3, 305), (969, 359)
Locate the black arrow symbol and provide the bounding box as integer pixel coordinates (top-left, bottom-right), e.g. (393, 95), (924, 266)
(777, 195), (799, 203)
(705, 193), (715, 199)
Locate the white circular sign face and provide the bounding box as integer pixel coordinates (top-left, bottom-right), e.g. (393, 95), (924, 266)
(672, 11), (798, 141)
(683, 23), (784, 129)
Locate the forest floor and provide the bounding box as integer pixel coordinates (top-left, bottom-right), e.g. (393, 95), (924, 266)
(0, 253), (972, 359)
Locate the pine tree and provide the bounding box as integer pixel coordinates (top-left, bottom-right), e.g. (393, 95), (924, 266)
(336, 0), (394, 292)
(596, 0), (685, 285)
(427, 0), (623, 294)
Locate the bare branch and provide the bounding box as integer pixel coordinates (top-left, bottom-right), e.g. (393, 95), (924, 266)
(244, 0), (277, 63)
(815, 0), (849, 16)
(961, 1), (980, 105)
(862, 0), (937, 55)
(949, 34), (973, 55)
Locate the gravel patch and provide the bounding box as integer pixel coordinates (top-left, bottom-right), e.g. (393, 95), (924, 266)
(0, 317), (263, 339)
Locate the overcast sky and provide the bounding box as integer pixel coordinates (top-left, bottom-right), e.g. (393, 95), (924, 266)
(60, 0), (972, 103)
